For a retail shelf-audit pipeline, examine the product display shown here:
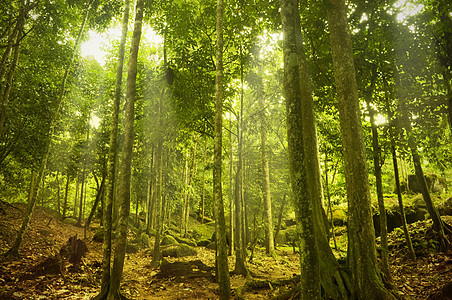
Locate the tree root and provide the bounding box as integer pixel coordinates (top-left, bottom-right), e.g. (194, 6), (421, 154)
(235, 275), (300, 300)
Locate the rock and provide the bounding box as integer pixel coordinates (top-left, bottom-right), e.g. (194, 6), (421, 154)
(331, 207), (347, 226)
(438, 197), (452, 216)
(161, 244), (197, 257)
(161, 235), (179, 246)
(140, 233), (150, 248)
(399, 173), (446, 194)
(174, 236), (197, 247)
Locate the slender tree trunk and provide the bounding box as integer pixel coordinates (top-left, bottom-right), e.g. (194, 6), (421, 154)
(95, 0), (130, 297)
(382, 77), (416, 259)
(73, 179), (79, 218)
(181, 154), (189, 231)
(233, 84), (248, 276)
(228, 119), (234, 255)
(4, 0), (93, 258)
(56, 171), (61, 215)
(365, 96), (391, 283)
(214, 0), (231, 297)
(85, 176), (105, 229)
(258, 96), (274, 256)
(62, 174), (70, 219)
(76, 171), (85, 226)
(274, 194), (286, 248)
(326, 0), (395, 298)
(0, 22), (22, 140)
(151, 139), (163, 267)
(107, 0), (143, 298)
(280, 0), (320, 297)
(408, 133), (450, 251)
(201, 137), (207, 225)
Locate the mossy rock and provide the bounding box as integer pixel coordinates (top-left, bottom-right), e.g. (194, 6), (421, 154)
(438, 196), (452, 216)
(174, 236), (197, 247)
(161, 235), (179, 246)
(275, 226), (297, 245)
(331, 208), (347, 226)
(140, 233), (151, 248)
(399, 173), (446, 194)
(161, 244), (197, 257)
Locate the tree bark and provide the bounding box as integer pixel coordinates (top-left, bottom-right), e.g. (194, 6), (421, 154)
(107, 0), (144, 298)
(280, 0), (320, 298)
(365, 91), (391, 282)
(258, 96), (274, 256)
(214, 0), (231, 297)
(62, 173), (70, 219)
(326, 0), (395, 298)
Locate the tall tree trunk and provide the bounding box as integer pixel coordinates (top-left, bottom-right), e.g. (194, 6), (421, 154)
(181, 154), (189, 231)
(408, 131), (450, 251)
(4, 0), (94, 258)
(0, 19), (22, 140)
(214, 0), (231, 297)
(228, 119), (234, 255)
(107, 0), (143, 298)
(280, 0), (320, 297)
(383, 77), (416, 259)
(274, 194), (286, 248)
(233, 69), (248, 276)
(56, 171), (61, 215)
(365, 96), (391, 283)
(201, 137), (207, 225)
(62, 174), (70, 219)
(151, 139), (163, 267)
(85, 176), (105, 229)
(326, 0), (395, 298)
(258, 96), (274, 256)
(95, 0), (130, 297)
(76, 170), (86, 226)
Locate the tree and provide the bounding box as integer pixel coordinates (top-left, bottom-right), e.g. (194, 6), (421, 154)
(280, 0), (320, 298)
(96, 0), (130, 297)
(326, 0), (395, 298)
(3, 0), (95, 258)
(213, 0), (231, 297)
(259, 95), (274, 256)
(107, 0), (144, 298)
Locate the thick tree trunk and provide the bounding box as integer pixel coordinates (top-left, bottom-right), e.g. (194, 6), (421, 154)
(326, 0), (395, 298)
(214, 0), (231, 297)
(259, 96), (274, 256)
(4, 1), (93, 258)
(107, 0), (143, 298)
(280, 0), (320, 298)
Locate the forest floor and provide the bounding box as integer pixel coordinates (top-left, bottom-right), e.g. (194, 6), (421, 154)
(0, 202), (451, 299)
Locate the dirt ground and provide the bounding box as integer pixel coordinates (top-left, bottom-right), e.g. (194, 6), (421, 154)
(0, 202), (451, 299)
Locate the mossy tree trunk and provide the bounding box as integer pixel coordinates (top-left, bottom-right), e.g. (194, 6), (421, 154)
(106, 0), (144, 298)
(280, 0), (320, 298)
(96, 0), (130, 297)
(326, 0), (395, 298)
(214, 0), (231, 297)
